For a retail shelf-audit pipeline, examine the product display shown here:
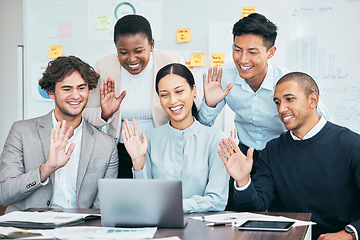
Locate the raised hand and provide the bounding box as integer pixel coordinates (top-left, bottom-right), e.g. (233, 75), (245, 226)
(40, 120), (74, 182)
(122, 118), (147, 171)
(218, 137), (253, 187)
(100, 77), (126, 121)
(203, 66), (233, 108)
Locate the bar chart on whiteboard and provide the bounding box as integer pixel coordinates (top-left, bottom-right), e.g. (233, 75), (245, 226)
(291, 5), (360, 133)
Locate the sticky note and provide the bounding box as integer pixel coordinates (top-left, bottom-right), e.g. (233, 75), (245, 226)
(185, 61), (194, 69)
(59, 23), (72, 38)
(177, 28), (191, 43)
(190, 53), (205, 67)
(242, 7), (256, 18)
(48, 45), (63, 59)
(210, 54), (225, 67)
(97, 16), (110, 29)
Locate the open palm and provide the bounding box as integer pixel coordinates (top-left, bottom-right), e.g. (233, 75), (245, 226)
(218, 137), (253, 186)
(122, 118), (147, 171)
(47, 121), (74, 169)
(203, 66), (233, 107)
(100, 77), (126, 120)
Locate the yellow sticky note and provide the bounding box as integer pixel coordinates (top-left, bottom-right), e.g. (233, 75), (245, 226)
(242, 7), (256, 18)
(190, 53), (205, 67)
(210, 54), (225, 67)
(177, 28), (191, 43)
(48, 45), (63, 59)
(97, 16), (110, 29)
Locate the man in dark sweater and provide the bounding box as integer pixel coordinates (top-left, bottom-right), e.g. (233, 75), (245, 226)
(218, 72), (360, 240)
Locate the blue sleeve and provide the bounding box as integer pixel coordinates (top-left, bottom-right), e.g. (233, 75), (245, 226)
(133, 149), (152, 179)
(197, 63), (237, 127)
(197, 98), (226, 127)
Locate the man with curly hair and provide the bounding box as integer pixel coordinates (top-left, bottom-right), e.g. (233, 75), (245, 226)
(0, 56), (118, 213)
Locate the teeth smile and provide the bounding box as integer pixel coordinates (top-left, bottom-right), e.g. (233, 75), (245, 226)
(240, 65), (252, 70)
(129, 63), (140, 68)
(170, 106), (182, 111)
(283, 116), (293, 120)
(68, 102), (80, 105)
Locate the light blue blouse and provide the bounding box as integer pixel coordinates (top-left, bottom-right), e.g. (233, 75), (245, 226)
(134, 120), (229, 213)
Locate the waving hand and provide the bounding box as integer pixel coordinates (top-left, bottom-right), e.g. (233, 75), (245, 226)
(218, 137), (254, 187)
(203, 66), (233, 107)
(100, 77), (126, 121)
(40, 120), (74, 182)
(122, 118), (147, 171)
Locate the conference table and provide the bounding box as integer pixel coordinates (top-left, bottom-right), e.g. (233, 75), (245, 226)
(156, 212), (311, 240)
(26, 209), (311, 240)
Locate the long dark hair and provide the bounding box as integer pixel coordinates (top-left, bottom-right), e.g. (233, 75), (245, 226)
(155, 63), (198, 120)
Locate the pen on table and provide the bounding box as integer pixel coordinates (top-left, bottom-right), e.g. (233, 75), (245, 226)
(206, 222), (233, 227)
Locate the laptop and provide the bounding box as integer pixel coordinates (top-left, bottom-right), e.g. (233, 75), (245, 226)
(98, 179), (185, 228)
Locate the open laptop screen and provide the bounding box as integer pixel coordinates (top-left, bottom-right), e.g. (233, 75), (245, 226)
(98, 179), (184, 228)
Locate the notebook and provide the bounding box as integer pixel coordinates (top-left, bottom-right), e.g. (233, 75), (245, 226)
(98, 179), (185, 228)
(0, 211), (100, 229)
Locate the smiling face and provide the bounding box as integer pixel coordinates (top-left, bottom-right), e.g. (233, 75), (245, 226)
(115, 33), (154, 75)
(48, 71), (89, 123)
(157, 74), (197, 130)
(232, 34), (276, 91)
(273, 81), (319, 139)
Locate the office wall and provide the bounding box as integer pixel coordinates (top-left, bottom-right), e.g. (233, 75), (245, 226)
(0, 0), (23, 152)
(1, 0), (360, 150)
(21, 0), (360, 135)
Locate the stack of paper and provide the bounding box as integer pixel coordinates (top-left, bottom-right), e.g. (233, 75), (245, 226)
(0, 211), (100, 229)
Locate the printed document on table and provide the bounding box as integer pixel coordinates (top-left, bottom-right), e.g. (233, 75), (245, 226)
(54, 226), (157, 239)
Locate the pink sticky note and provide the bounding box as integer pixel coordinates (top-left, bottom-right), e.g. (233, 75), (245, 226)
(59, 23), (72, 38)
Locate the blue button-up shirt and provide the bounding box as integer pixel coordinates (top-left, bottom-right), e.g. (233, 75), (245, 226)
(198, 61), (332, 151)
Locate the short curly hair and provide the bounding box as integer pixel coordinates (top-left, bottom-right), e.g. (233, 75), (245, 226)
(39, 56), (99, 93)
(113, 14), (152, 44)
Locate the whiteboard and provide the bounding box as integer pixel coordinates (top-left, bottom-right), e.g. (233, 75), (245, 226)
(23, 0), (360, 134)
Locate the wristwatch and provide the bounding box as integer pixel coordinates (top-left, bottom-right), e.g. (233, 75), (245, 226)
(345, 225), (355, 240)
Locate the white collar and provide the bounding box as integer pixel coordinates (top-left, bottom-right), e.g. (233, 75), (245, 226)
(234, 62), (274, 92)
(290, 115), (327, 140)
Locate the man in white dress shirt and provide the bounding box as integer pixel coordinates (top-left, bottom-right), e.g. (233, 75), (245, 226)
(0, 56), (118, 213)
